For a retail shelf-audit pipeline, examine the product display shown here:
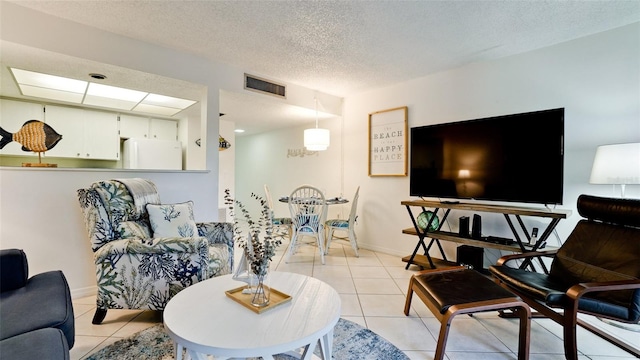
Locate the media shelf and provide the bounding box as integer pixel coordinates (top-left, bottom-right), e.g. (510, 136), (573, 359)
(401, 229), (540, 252)
(401, 199), (571, 271)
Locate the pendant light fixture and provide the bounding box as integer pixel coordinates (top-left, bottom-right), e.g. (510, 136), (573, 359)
(304, 96), (330, 151)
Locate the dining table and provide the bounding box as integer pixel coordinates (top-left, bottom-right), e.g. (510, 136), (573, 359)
(278, 196), (348, 205)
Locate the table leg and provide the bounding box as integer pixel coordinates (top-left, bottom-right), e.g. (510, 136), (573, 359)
(184, 348), (210, 360)
(174, 342), (183, 360)
(300, 338), (316, 359)
(319, 330), (333, 359)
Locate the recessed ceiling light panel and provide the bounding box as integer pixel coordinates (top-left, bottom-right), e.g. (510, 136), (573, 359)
(10, 67), (198, 116)
(86, 83), (147, 102)
(10, 67), (87, 97)
(142, 93), (196, 109)
(133, 103), (182, 116)
(18, 84), (85, 103)
(84, 95), (139, 111)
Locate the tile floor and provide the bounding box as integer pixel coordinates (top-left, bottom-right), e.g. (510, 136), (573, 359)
(71, 239), (639, 359)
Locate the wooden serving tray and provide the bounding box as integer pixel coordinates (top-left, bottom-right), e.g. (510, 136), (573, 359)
(225, 285), (292, 314)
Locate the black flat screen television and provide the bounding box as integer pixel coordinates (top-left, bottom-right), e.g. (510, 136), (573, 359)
(409, 108), (564, 205)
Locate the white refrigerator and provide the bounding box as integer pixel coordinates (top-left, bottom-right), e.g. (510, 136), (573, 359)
(122, 138), (182, 170)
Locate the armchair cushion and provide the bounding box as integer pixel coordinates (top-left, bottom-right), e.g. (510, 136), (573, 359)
(117, 220), (152, 240)
(0, 328), (69, 360)
(147, 201), (199, 238)
(326, 219), (349, 228)
(549, 220), (639, 307)
(489, 266), (633, 320)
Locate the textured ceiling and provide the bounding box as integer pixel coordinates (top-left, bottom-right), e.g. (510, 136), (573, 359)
(10, 0), (640, 97)
(3, 1), (640, 136)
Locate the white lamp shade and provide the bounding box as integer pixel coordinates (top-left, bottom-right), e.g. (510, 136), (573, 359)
(590, 143), (640, 184)
(304, 128), (330, 151)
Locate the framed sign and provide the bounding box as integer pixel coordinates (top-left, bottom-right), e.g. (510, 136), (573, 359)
(368, 106), (408, 176)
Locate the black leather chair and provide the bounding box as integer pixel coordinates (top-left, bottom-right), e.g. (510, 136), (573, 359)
(489, 195), (640, 360)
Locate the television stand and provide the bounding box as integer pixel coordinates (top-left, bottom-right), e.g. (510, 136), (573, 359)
(401, 199), (571, 272)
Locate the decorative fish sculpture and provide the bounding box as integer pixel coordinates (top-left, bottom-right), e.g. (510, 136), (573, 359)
(0, 120), (62, 152)
(219, 135), (231, 150)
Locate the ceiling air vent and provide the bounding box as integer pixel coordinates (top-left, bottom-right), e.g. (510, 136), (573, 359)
(244, 74), (286, 98)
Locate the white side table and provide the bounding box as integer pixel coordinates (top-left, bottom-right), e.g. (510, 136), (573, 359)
(163, 272), (341, 360)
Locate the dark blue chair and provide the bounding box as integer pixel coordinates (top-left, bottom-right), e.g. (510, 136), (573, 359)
(0, 249), (74, 359)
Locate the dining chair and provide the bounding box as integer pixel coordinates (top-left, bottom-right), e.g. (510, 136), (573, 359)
(325, 186), (360, 257)
(263, 184), (292, 239)
(287, 185), (327, 264)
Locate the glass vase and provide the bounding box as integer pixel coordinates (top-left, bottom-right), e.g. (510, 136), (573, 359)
(250, 271), (270, 308)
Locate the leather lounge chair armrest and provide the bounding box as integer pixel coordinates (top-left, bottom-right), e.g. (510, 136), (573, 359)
(495, 249), (559, 266)
(566, 279), (640, 301)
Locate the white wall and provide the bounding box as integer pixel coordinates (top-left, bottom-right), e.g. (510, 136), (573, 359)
(236, 116), (349, 221)
(237, 23), (640, 264)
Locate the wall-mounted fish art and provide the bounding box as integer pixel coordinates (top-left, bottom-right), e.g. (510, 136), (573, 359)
(0, 120), (63, 167)
(219, 135), (231, 151)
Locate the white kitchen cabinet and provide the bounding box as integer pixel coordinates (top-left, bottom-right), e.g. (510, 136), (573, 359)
(44, 105), (119, 160)
(119, 114), (150, 139)
(150, 118), (177, 140)
(119, 115), (177, 141)
(0, 99), (45, 156)
(85, 111), (120, 160)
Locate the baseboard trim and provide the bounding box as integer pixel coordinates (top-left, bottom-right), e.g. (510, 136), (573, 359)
(71, 285), (97, 300)
(357, 243), (407, 257)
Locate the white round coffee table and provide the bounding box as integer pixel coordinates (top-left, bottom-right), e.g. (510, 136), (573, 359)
(163, 272), (341, 360)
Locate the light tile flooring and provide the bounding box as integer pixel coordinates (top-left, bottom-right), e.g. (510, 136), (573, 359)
(72, 239), (639, 359)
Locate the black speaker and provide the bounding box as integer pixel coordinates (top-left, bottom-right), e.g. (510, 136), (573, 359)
(458, 216), (469, 238)
(471, 214), (482, 239)
(457, 245), (484, 270)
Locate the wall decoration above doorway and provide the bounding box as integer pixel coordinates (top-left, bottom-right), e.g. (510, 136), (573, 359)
(368, 106), (408, 176)
(287, 148), (318, 158)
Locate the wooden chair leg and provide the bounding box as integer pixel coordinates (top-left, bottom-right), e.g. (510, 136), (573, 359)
(563, 309), (580, 360)
(514, 306), (531, 360)
(434, 313), (454, 360)
(404, 276), (415, 316)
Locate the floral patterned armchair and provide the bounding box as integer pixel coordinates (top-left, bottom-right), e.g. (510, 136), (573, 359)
(77, 178), (233, 324)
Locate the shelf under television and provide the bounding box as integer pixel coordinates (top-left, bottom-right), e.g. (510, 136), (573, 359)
(400, 199), (569, 271)
(401, 228), (558, 253)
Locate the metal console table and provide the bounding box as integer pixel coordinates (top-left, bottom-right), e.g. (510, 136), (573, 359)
(401, 199), (571, 272)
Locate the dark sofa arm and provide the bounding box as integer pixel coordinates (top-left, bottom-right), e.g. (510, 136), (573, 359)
(0, 249), (28, 292)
